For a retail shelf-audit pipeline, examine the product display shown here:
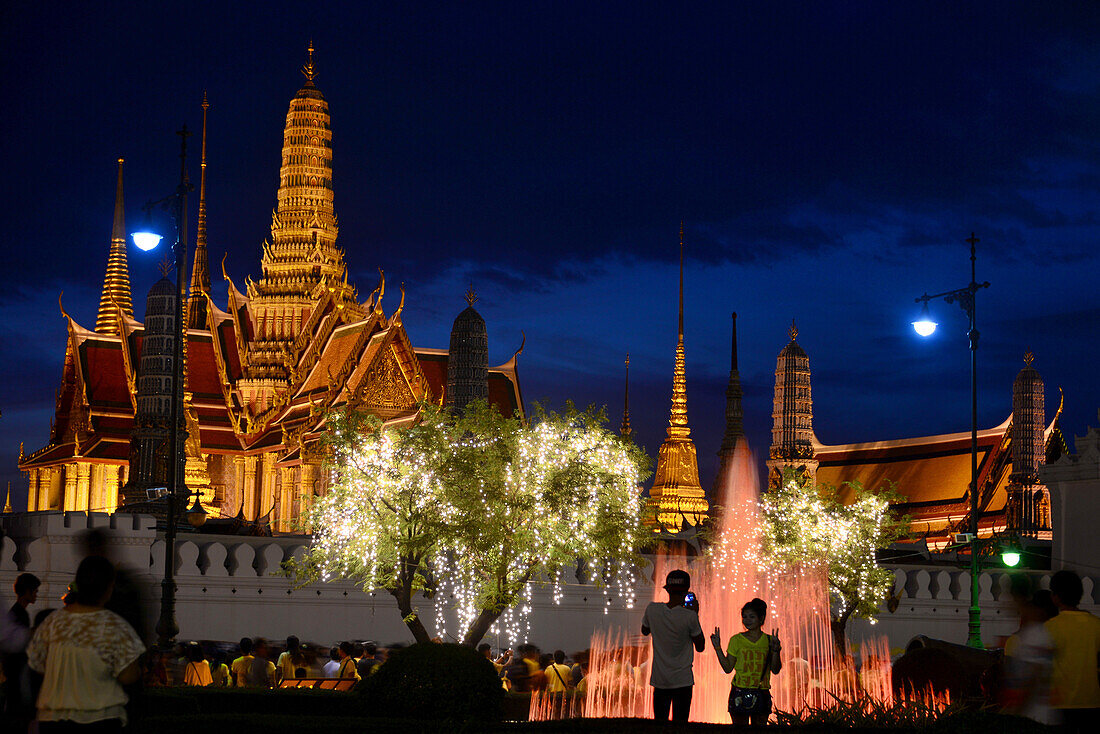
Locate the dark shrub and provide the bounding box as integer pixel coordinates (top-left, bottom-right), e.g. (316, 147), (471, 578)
(360, 642), (504, 721)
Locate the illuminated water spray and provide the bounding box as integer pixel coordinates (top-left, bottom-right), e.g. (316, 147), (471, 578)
(531, 442), (938, 722)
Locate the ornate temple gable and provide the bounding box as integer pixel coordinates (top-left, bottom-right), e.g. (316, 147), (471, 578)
(342, 323), (429, 417)
(224, 269), (254, 373)
(490, 335), (526, 420)
(59, 313), (98, 444)
(206, 299), (245, 419)
(115, 307), (142, 412)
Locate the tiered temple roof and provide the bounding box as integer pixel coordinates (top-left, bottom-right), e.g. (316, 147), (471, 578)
(18, 48), (523, 530)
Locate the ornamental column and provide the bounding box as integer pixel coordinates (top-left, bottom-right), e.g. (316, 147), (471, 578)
(260, 453), (276, 521)
(76, 463), (92, 511)
(242, 456), (259, 520)
(26, 470), (39, 512)
(63, 465), (78, 511)
(105, 465), (122, 513)
(299, 462), (317, 532)
(278, 466), (294, 533)
(40, 468), (55, 510)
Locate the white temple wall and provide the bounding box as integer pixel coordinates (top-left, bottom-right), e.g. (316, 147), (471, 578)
(3, 512), (1097, 656)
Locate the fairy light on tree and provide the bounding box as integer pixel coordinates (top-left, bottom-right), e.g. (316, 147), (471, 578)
(760, 471), (909, 651)
(286, 400), (650, 647)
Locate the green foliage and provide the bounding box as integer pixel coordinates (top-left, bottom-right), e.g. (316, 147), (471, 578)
(284, 399), (650, 644)
(359, 642), (505, 721)
(761, 471), (910, 631)
(775, 695), (957, 729)
(775, 696), (1048, 734)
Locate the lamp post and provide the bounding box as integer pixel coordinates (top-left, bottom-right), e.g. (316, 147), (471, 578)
(132, 126), (196, 649)
(912, 232), (990, 649)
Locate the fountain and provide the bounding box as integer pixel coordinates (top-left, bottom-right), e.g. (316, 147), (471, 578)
(530, 442), (947, 722)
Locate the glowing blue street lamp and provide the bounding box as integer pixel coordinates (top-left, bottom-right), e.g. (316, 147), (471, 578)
(911, 302), (937, 337)
(131, 230), (164, 252)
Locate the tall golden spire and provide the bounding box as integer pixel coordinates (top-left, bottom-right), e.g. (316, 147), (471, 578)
(95, 158), (133, 334)
(645, 223), (708, 532)
(188, 91), (211, 329)
(3, 481), (11, 513)
(252, 43), (351, 304)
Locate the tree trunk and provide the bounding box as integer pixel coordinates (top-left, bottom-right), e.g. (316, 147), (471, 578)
(462, 606), (505, 648)
(831, 607), (854, 654)
(391, 555), (432, 644)
(460, 570), (533, 647)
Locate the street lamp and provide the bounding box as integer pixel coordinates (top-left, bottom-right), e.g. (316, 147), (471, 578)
(912, 232), (990, 649)
(131, 125), (195, 650)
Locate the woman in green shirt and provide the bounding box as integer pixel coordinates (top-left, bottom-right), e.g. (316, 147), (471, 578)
(711, 597), (782, 725)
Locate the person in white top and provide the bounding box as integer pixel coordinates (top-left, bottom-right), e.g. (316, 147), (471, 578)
(26, 555), (145, 731)
(641, 569), (705, 722)
(321, 646), (341, 677)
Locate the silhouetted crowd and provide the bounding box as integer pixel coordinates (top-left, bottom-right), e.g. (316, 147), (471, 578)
(2, 544), (1098, 732)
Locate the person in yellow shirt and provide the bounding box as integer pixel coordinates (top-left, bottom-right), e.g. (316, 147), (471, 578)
(230, 637), (254, 687)
(711, 597), (782, 726)
(209, 652), (230, 687)
(544, 650), (573, 693)
(1044, 570), (1100, 733)
(277, 635), (307, 682)
(336, 641), (360, 681)
(182, 643), (212, 686)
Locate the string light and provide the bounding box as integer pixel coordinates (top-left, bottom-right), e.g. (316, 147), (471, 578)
(289, 402), (647, 647)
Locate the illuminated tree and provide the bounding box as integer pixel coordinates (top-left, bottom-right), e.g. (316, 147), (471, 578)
(760, 471), (909, 651)
(286, 400), (650, 646)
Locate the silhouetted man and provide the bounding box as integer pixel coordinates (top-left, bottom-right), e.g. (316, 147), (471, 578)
(641, 569), (705, 722)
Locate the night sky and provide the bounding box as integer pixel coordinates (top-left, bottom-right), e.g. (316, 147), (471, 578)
(2, 2), (1098, 511)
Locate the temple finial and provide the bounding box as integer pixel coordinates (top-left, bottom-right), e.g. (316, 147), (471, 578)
(95, 158), (133, 334)
(301, 40), (317, 83)
(1024, 350), (1034, 367)
(465, 286), (479, 307)
(3, 481), (11, 514)
(789, 318), (798, 342)
(188, 91), (212, 329)
(678, 222), (684, 338)
(621, 353), (632, 437)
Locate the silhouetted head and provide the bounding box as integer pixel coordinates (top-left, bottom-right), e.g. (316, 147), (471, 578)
(187, 643), (205, 663)
(1050, 570), (1084, 609)
(70, 556), (115, 606)
(239, 637), (254, 656)
(286, 635), (300, 653)
(553, 649), (565, 665)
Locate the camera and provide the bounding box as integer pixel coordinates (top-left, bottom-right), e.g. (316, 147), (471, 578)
(683, 591), (699, 612)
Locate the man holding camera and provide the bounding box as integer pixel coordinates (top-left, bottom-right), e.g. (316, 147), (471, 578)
(641, 569), (705, 722)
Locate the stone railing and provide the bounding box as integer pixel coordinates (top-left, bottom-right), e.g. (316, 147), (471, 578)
(3, 512), (1096, 652)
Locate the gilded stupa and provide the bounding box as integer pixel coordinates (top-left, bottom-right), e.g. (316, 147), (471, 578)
(645, 224), (708, 532)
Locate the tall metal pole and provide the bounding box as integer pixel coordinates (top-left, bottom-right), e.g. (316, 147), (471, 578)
(155, 125), (191, 650)
(914, 232), (989, 649)
(966, 232), (981, 649)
